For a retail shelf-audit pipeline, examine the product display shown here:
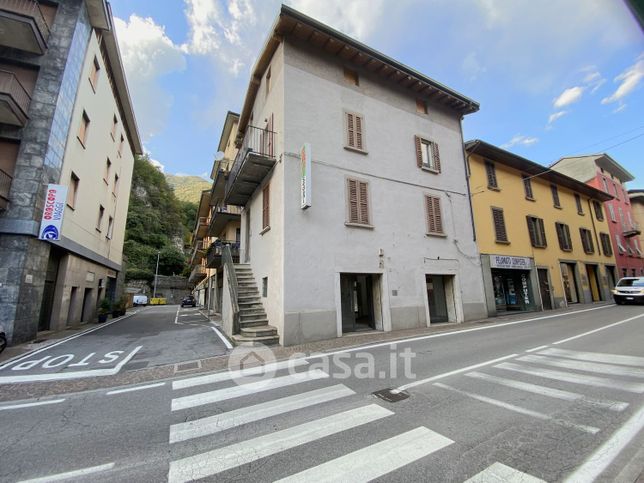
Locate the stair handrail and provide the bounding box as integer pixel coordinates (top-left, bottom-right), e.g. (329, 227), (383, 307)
(222, 244), (240, 334)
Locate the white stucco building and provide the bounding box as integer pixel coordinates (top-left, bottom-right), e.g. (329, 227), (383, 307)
(219, 6), (487, 346)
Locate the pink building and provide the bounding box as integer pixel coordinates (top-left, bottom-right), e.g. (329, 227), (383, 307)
(552, 154), (643, 280)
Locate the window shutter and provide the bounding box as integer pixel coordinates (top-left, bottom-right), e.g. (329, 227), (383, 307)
(485, 162), (497, 188)
(556, 223), (565, 250)
(564, 224), (571, 250)
(347, 179), (359, 223)
(492, 208), (507, 242)
(355, 115), (363, 150)
(538, 218), (547, 247)
(415, 136), (422, 168)
(346, 113), (355, 148)
(433, 197), (443, 233)
(527, 216), (537, 247)
(358, 181), (369, 224)
(431, 142), (441, 172)
(426, 196), (435, 233)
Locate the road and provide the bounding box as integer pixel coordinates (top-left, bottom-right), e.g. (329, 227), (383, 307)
(0, 305), (230, 384)
(1, 304), (643, 482)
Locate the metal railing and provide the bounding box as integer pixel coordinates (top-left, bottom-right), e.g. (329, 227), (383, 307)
(222, 244), (240, 334)
(212, 202), (243, 216)
(0, 168), (12, 201)
(227, 125), (276, 193)
(0, 70), (31, 115)
(0, 0), (50, 39)
(206, 240), (240, 265)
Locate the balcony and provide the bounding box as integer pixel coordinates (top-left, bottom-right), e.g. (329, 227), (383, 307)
(210, 158), (232, 204)
(208, 203), (242, 238)
(206, 240), (240, 269)
(623, 222), (641, 238)
(0, 168), (12, 210)
(0, 0), (50, 54)
(0, 70), (31, 126)
(188, 265), (207, 284)
(225, 125), (276, 206)
(189, 240), (205, 266)
(193, 216), (208, 241)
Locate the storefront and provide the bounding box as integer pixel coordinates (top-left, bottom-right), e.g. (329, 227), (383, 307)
(485, 254), (539, 314)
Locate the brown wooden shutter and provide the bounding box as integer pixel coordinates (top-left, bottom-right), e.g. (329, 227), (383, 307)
(485, 161), (497, 188)
(355, 115), (363, 150)
(433, 197), (443, 233)
(347, 179), (359, 223)
(431, 142), (441, 172)
(538, 218), (547, 247)
(556, 223), (564, 250)
(426, 196), (435, 233)
(262, 184), (270, 228)
(564, 224), (571, 250)
(346, 113), (355, 148)
(415, 136), (422, 167)
(358, 180), (369, 224)
(527, 216), (537, 247)
(492, 208), (507, 242)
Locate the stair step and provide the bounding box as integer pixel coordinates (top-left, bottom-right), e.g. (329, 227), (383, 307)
(232, 335), (280, 346)
(240, 312), (267, 320)
(240, 318), (269, 327)
(240, 325), (277, 338)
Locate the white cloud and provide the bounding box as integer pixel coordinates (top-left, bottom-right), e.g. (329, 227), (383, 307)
(114, 15), (186, 141)
(601, 54), (644, 105)
(547, 110), (568, 125)
(461, 52), (486, 81)
(501, 134), (539, 149)
(612, 103), (627, 113)
(553, 86), (584, 108)
(581, 69), (606, 93)
(149, 158), (165, 172)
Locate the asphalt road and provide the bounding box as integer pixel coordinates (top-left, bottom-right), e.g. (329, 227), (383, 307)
(0, 305), (230, 384)
(1, 304), (644, 482)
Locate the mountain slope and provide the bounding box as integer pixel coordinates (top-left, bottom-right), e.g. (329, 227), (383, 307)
(165, 174), (211, 204)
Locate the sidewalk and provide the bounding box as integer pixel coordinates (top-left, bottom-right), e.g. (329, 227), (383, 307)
(0, 302), (613, 402)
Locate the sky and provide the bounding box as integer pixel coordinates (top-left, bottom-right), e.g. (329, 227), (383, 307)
(109, 0), (644, 186)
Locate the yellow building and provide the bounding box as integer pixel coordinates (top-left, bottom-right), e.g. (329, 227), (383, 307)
(466, 140), (615, 315)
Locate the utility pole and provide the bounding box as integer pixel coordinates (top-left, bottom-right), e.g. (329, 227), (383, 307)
(153, 251), (160, 298)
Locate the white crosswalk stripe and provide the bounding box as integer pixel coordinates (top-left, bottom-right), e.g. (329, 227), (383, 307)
(517, 354), (644, 378)
(465, 462), (546, 483)
(537, 347), (644, 367)
(275, 426), (453, 483)
(171, 368), (328, 411)
(465, 371), (628, 411)
(167, 404), (393, 483)
(169, 384), (355, 443)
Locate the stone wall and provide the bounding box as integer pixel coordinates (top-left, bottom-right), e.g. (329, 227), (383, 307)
(126, 275), (191, 305)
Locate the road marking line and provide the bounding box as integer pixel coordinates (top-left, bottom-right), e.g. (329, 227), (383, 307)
(167, 404), (393, 483)
(210, 324), (233, 349)
(0, 312), (137, 371)
(564, 403), (644, 482)
(552, 312), (644, 345)
(106, 382), (166, 395)
(465, 371), (628, 411)
(434, 382), (600, 434)
(525, 345), (549, 353)
(465, 462), (546, 483)
(0, 346), (142, 384)
(496, 362), (644, 393)
(170, 384), (354, 443)
(275, 426), (453, 483)
(0, 399), (65, 411)
(171, 369), (329, 411)
(172, 359), (309, 390)
(173, 306), (180, 325)
(397, 354), (518, 391)
(518, 354), (644, 378)
(17, 462), (115, 482)
(538, 348), (644, 368)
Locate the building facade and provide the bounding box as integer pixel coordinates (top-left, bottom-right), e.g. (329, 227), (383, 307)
(466, 141), (615, 316)
(216, 6), (488, 346)
(627, 189), (644, 274)
(0, 0), (141, 344)
(552, 155), (643, 278)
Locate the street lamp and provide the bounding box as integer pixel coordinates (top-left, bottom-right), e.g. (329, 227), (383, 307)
(153, 251), (160, 298)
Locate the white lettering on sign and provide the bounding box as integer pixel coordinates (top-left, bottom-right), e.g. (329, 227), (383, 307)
(490, 255), (532, 270)
(39, 184), (68, 241)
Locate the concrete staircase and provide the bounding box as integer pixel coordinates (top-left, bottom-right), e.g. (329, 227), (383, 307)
(231, 264), (279, 345)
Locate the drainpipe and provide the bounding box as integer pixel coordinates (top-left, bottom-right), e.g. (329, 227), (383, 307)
(459, 124), (477, 242)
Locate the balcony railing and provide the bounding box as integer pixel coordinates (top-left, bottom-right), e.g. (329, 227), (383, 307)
(0, 167), (12, 209)
(206, 240), (240, 269)
(188, 265), (207, 284)
(0, 0), (50, 53)
(623, 222), (641, 238)
(193, 216), (209, 240)
(225, 125), (277, 206)
(0, 70), (31, 125)
(208, 202), (242, 237)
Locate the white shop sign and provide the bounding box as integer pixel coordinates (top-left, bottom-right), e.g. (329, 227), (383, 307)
(38, 184), (67, 241)
(490, 255), (532, 270)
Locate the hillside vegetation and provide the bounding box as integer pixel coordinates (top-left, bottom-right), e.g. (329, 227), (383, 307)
(166, 174), (211, 204)
(124, 155), (196, 281)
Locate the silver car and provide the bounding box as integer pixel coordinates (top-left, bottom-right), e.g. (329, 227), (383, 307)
(612, 277), (644, 305)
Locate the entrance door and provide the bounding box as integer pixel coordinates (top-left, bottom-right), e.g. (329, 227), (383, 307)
(340, 274), (376, 333)
(426, 275), (449, 323)
(537, 269), (552, 310)
(560, 263), (579, 304)
(606, 266), (616, 289)
(67, 287), (78, 326)
(38, 249), (62, 331)
(586, 264), (602, 302)
(81, 288), (93, 323)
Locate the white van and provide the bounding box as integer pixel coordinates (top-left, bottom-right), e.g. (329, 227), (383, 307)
(133, 295), (149, 306)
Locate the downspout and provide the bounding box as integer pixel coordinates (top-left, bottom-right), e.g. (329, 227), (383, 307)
(459, 124), (477, 242)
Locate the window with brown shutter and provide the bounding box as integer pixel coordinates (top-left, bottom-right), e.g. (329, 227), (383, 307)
(345, 112), (365, 152)
(600, 232), (613, 256)
(551, 185), (561, 208)
(555, 222), (572, 251)
(414, 136), (441, 172)
(425, 195), (443, 235)
(579, 228), (594, 254)
(262, 184), (270, 230)
(78, 111), (90, 147)
(491, 207), (508, 243)
(527, 216), (547, 247)
(592, 200), (604, 221)
(67, 172), (79, 209)
(346, 178), (370, 226)
(89, 56), (100, 90)
(485, 161), (498, 189)
(522, 174), (534, 199)
(111, 114), (118, 140)
(574, 194), (584, 214)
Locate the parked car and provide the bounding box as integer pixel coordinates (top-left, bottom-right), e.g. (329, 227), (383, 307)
(612, 277), (644, 305)
(181, 295), (197, 307)
(133, 294), (149, 306)
(0, 330), (6, 354)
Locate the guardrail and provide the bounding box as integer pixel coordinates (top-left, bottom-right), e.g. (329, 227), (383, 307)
(0, 168), (12, 202)
(227, 125), (276, 194)
(222, 244), (240, 335)
(0, 0), (50, 39)
(0, 70), (31, 115)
